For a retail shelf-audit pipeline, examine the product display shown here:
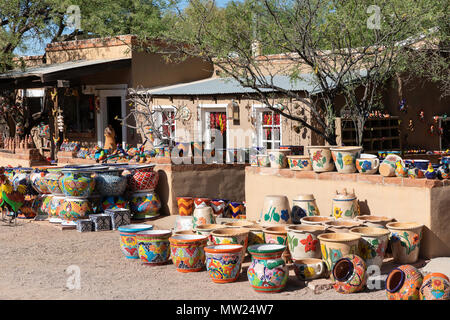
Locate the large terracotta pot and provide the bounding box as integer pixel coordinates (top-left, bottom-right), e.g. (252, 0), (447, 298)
(291, 194), (320, 223)
(355, 215), (394, 228)
(210, 228), (249, 257)
(300, 216), (332, 226)
(247, 244), (289, 293)
(331, 188), (360, 220)
(59, 169), (95, 197)
(59, 196), (93, 222)
(387, 222), (423, 264)
(193, 206), (216, 229)
(307, 146), (336, 172)
(136, 230), (172, 265)
(127, 164), (159, 192)
(130, 192), (161, 220)
(118, 224), (154, 259)
(95, 168), (128, 196)
(169, 234), (208, 272)
(420, 273), (450, 300)
(349, 227), (390, 268)
(332, 254), (367, 294)
(317, 232), (360, 277)
(177, 197), (194, 216)
(324, 220), (364, 233)
(267, 149), (290, 169)
(386, 264), (423, 300)
(260, 195), (291, 225)
(287, 155), (312, 171)
(330, 146), (362, 174)
(205, 244), (244, 283)
(286, 225), (327, 260)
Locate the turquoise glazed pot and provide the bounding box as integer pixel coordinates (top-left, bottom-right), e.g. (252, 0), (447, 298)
(136, 230), (172, 265)
(95, 168), (128, 197)
(59, 169), (95, 197)
(118, 224), (154, 259)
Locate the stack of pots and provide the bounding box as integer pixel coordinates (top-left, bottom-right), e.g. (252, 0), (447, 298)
(28, 167), (52, 219)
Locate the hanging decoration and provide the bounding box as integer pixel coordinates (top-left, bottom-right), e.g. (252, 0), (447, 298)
(399, 99), (407, 113)
(439, 127), (444, 136)
(429, 124), (435, 135)
(418, 110), (425, 122)
(95, 96), (100, 113)
(209, 112), (226, 135)
(408, 119), (414, 132)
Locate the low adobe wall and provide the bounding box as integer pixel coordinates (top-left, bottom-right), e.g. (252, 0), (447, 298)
(0, 149), (48, 167)
(245, 167), (450, 259)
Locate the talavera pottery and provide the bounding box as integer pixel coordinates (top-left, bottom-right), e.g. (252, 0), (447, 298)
(386, 265), (423, 300)
(331, 188), (360, 220)
(169, 234), (208, 273)
(386, 222), (423, 264)
(379, 154), (404, 177)
(204, 244), (244, 283)
(267, 149), (291, 169)
(243, 224), (265, 246)
(293, 258), (327, 281)
(177, 197), (194, 216)
(193, 206), (216, 229)
(193, 197), (211, 209)
(355, 215), (394, 228)
(260, 195), (291, 225)
(127, 164), (159, 192)
(136, 230), (172, 265)
(104, 208), (131, 230)
(174, 215), (194, 231)
(307, 146), (336, 172)
(330, 146), (362, 174)
(59, 169), (95, 197)
(324, 220), (364, 233)
(94, 168), (128, 196)
(29, 168), (50, 194)
(210, 228), (249, 257)
(287, 155), (312, 171)
(291, 194), (320, 223)
(263, 225), (290, 263)
(59, 197), (93, 222)
(89, 214), (112, 231)
(76, 219), (94, 232)
(256, 154), (270, 167)
(286, 225), (327, 260)
(332, 254), (367, 294)
(101, 195), (129, 212)
(130, 192), (161, 219)
(210, 199), (227, 217)
(317, 232), (361, 277)
(118, 224), (154, 259)
(349, 227), (390, 269)
(300, 216), (333, 226)
(247, 244), (289, 293)
(44, 168), (64, 195)
(194, 224), (226, 245)
(419, 273), (450, 300)
(48, 195), (65, 223)
(228, 201), (246, 219)
(356, 154), (380, 174)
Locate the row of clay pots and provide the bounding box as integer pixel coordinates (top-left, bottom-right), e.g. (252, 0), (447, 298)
(176, 196), (246, 219)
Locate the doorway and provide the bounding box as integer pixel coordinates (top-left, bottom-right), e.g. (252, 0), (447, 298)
(107, 96), (123, 144)
(204, 109), (227, 150)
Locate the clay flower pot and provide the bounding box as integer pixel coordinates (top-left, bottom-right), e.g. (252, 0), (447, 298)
(247, 244), (289, 293)
(210, 228), (249, 257)
(59, 169), (96, 197)
(130, 192), (161, 220)
(291, 194), (320, 223)
(176, 197), (194, 216)
(118, 224), (154, 259)
(287, 155), (312, 171)
(349, 227), (390, 268)
(356, 154), (380, 174)
(317, 232), (361, 276)
(136, 230), (172, 265)
(204, 244), (244, 283)
(127, 164), (159, 192)
(386, 222), (423, 264)
(169, 234), (208, 272)
(300, 216), (332, 226)
(263, 225), (290, 263)
(293, 258), (327, 281)
(243, 223), (265, 246)
(386, 265), (423, 300)
(332, 254), (367, 294)
(355, 215), (394, 228)
(307, 146), (335, 172)
(193, 206), (216, 229)
(224, 220), (255, 228)
(331, 188), (360, 220)
(195, 223), (226, 245)
(267, 149), (291, 169)
(324, 220), (364, 233)
(330, 146), (363, 174)
(286, 225), (327, 260)
(420, 273), (450, 300)
(59, 197), (94, 222)
(260, 195), (291, 225)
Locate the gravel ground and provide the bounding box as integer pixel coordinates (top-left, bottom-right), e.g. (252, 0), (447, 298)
(0, 216), (440, 300)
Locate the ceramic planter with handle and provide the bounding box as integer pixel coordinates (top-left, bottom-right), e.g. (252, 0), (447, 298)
(330, 146), (362, 174)
(293, 258), (327, 281)
(331, 188), (360, 220)
(205, 244), (244, 283)
(386, 222), (423, 264)
(286, 225), (327, 260)
(307, 146), (336, 172)
(356, 154), (380, 174)
(193, 206), (216, 229)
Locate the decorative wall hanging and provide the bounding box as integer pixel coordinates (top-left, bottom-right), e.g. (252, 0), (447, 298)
(399, 99), (407, 113)
(418, 110), (425, 122)
(408, 119), (414, 132)
(429, 124), (435, 135)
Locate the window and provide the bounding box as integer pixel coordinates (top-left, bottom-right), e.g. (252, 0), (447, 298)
(153, 106), (176, 145)
(256, 109), (281, 149)
(63, 94), (96, 134)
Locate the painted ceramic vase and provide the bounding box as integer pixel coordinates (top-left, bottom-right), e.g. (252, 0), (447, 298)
(204, 244), (244, 283)
(130, 192), (161, 219)
(118, 224), (154, 259)
(193, 206), (216, 229)
(174, 215), (194, 232)
(331, 188), (360, 220)
(286, 225), (327, 260)
(195, 224), (226, 245)
(287, 155), (312, 171)
(386, 265), (423, 300)
(267, 149), (290, 169)
(89, 213), (112, 231)
(127, 164), (159, 192)
(59, 169), (95, 197)
(356, 154), (380, 174)
(349, 227), (390, 269)
(387, 222), (423, 264)
(420, 273), (450, 300)
(136, 230), (172, 265)
(307, 146), (336, 172)
(193, 197), (211, 208)
(247, 244), (289, 293)
(260, 195), (291, 225)
(210, 228), (249, 257)
(291, 194), (320, 224)
(169, 234), (208, 272)
(263, 225), (290, 263)
(293, 258), (327, 281)
(210, 199), (227, 217)
(177, 197), (194, 216)
(101, 196), (129, 212)
(104, 208), (131, 230)
(59, 197), (93, 222)
(332, 254), (367, 294)
(300, 216), (333, 226)
(48, 195), (65, 223)
(243, 224), (265, 246)
(94, 168), (128, 196)
(330, 146), (362, 174)
(228, 201), (245, 219)
(355, 215), (394, 228)
(324, 220), (364, 233)
(44, 168), (64, 195)
(318, 232), (361, 277)
(256, 154), (270, 167)
(30, 168), (50, 194)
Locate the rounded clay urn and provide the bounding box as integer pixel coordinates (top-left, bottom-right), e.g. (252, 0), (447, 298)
(291, 194), (320, 223)
(419, 272), (450, 300)
(130, 192), (161, 220)
(330, 146), (363, 174)
(204, 244), (244, 284)
(386, 222), (423, 264)
(307, 146), (336, 172)
(127, 164), (159, 192)
(29, 168), (50, 194)
(332, 254), (367, 294)
(94, 168), (128, 197)
(59, 196), (94, 223)
(44, 168), (64, 195)
(59, 169), (96, 198)
(331, 188), (360, 220)
(386, 264), (423, 300)
(260, 195), (291, 225)
(169, 234), (208, 273)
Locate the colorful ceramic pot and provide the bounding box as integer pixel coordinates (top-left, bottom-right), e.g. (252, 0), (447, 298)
(224, 220), (255, 228)
(59, 169), (95, 197)
(30, 168), (50, 194)
(59, 197), (93, 222)
(250, 154), (259, 167)
(44, 168), (64, 195)
(195, 224), (226, 245)
(300, 216), (333, 226)
(267, 149), (290, 169)
(210, 228), (249, 257)
(307, 146), (336, 172)
(332, 254), (367, 294)
(387, 222), (423, 264)
(287, 155), (312, 171)
(324, 220), (364, 233)
(291, 194), (320, 223)
(420, 273), (450, 300)
(405, 159), (430, 171)
(169, 234), (208, 272)
(177, 197), (194, 216)
(95, 168), (128, 196)
(243, 224), (265, 246)
(318, 232), (361, 277)
(293, 258), (327, 281)
(355, 215), (394, 228)
(247, 244), (289, 293)
(118, 224), (154, 259)
(127, 164), (159, 192)
(205, 244), (244, 283)
(130, 192), (161, 219)
(48, 195), (65, 223)
(136, 230), (172, 265)
(263, 225), (290, 263)
(193, 206), (216, 229)
(286, 225), (327, 260)
(228, 201), (245, 219)
(256, 154), (270, 167)
(210, 199), (227, 217)
(331, 188), (360, 220)
(379, 154), (403, 177)
(76, 219), (93, 232)
(386, 265), (423, 300)
(408, 167), (426, 179)
(356, 154), (380, 174)
(260, 195), (291, 225)
(193, 197), (211, 208)
(349, 227), (390, 268)
(330, 146), (362, 174)
(104, 208), (131, 230)
(12, 168), (35, 196)
(101, 195), (129, 212)
(174, 215), (194, 232)
(89, 214), (112, 231)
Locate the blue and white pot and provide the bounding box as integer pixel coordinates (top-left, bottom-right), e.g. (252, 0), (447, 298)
(94, 168), (128, 197)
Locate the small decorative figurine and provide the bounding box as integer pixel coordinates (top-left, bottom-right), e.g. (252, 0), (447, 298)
(425, 162), (436, 180)
(104, 125), (116, 151)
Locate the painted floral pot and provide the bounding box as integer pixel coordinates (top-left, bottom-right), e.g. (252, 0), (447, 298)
(379, 154), (403, 177)
(44, 168), (64, 195)
(300, 216), (333, 226)
(247, 244), (289, 293)
(287, 155), (312, 171)
(355, 215), (394, 228)
(118, 224), (154, 259)
(169, 234), (208, 272)
(307, 146), (336, 172)
(318, 232), (361, 277)
(127, 164), (159, 192)
(256, 155), (270, 167)
(331, 189), (360, 220)
(263, 225), (290, 263)
(37, 194), (52, 216)
(48, 195), (65, 223)
(205, 245), (244, 283)
(286, 225), (327, 260)
(30, 168), (50, 194)
(210, 199), (227, 217)
(260, 195), (291, 225)
(193, 206), (216, 229)
(387, 222), (423, 264)
(228, 201), (245, 219)
(95, 169), (128, 196)
(330, 147), (362, 174)
(386, 265), (423, 300)
(59, 197), (93, 222)
(243, 224), (265, 246)
(291, 194), (320, 224)
(249, 154), (259, 167)
(420, 273), (450, 300)
(195, 224), (226, 245)
(210, 228), (249, 257)
(193, 197), (211, 208)
(324, 220), (364, 233)
(293, 258), (327, 281)
(267, 149), (290, 169)
(136, 230), (172, 265)
(356, 155), (380, 175)
(130, 192), (161, 219)
(349, 227), (390, 269)
(332, 254), (367, 294)
(59, 169), (95, 197)
(104, 208), (131, 230)
(174, 215), (194, 232)
(101, 195), (129, 212)
(89, 213), (112, 231)
(177, 197), (194, 216)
